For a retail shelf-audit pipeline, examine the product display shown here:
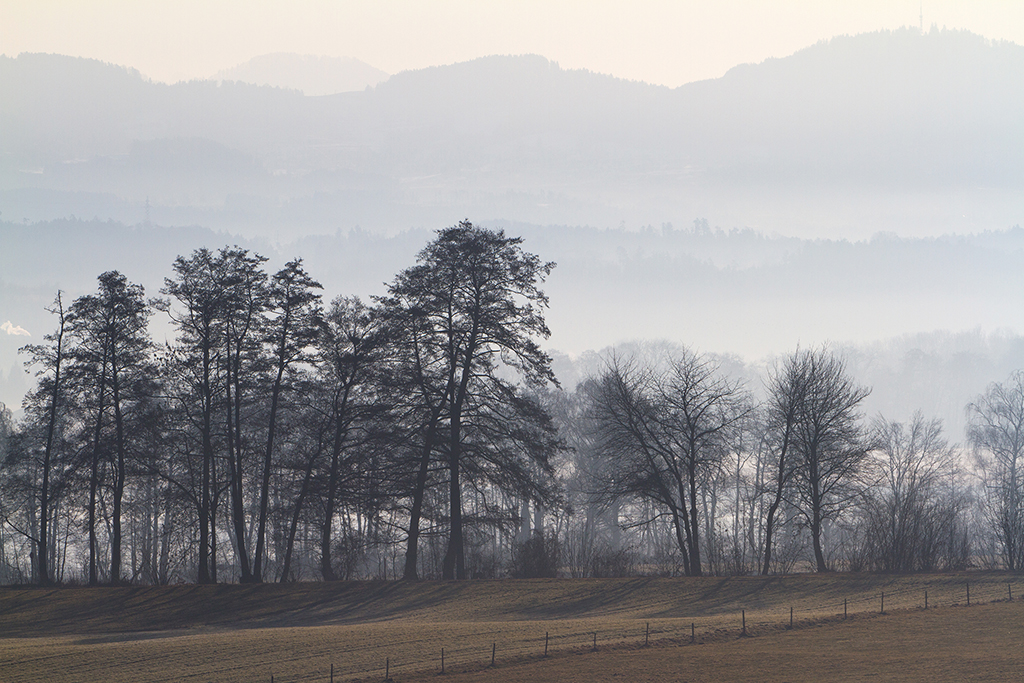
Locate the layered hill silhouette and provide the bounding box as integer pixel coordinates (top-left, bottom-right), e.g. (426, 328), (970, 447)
(212, 53), (388, 96)
(1, 27), (1023, 235)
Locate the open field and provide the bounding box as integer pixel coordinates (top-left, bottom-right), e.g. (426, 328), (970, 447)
(401, 602), (1024, 683)
(0, 572), (1021, 682)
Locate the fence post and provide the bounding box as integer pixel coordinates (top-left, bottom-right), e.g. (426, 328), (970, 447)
(967, 581), (971, 606)
(441, 648), (445, 674)
(844, 598), (847, 619)
(331, 662), (334, 683)
(1010, 583), (1013, 601)
(691, 622), (695, 643)
(742, 609), (746, 636)
(645, 622), (650, 646)
(881, 592), (884, 614)
(789, 606), (793, 629)
(925, 590), (928, 610)
(545, 632), (549, 657)
(386, 657), (389, 681)
(491, 642), (496, 667)
(592, 632), (597, 652)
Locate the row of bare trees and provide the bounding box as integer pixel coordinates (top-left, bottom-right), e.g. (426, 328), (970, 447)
(2, 224), (1024, 583)
(556, 349), (1023, 577)
(1, 222), (563, 584)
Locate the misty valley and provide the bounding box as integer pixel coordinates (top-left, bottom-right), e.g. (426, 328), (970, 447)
(2, 18), (1024, 683)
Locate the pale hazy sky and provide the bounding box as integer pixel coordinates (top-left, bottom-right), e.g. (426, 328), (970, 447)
(3, 1), (1023, 87)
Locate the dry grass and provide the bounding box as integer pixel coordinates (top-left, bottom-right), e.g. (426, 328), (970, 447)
(400, 602), (1024, 683)
(0, 572), (1020, 682)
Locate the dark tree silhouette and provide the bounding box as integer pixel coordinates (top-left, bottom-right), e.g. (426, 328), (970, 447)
(159, 249), (227, 583)
(587, 352), (749, 576)
(309, 296), (382, 581)
(216, 247), (269, 584)
(761, 351), (809, 575)
(67, 271), (153, 584)
(19, 293), (68, 584)
(252, 259), (322, 582)
(787, 348), (869, 572)
(386, 221), (557, 580)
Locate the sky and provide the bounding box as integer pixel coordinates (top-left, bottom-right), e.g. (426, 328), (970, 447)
(3, 1), (1024, 87)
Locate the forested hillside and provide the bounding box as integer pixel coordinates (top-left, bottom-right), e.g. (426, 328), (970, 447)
(4, 218), (1024, 424)
(2, 28), (1022, 236)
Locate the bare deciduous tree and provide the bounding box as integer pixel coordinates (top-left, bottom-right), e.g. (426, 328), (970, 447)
(760, 351), (811, 575)
(588, 351), (749, 576)
(968, 371), (1024, 570)
(786, 348), (869, 572)
(19, 293), (69, 584)
(864, 412), (966, 572)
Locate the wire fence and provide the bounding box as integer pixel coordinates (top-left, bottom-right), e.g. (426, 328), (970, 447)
(11, 577), (1019, 683)
(209, 578), (1024, 683)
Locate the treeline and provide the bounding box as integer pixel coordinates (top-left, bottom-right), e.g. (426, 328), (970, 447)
(1, 223), (1022, 585)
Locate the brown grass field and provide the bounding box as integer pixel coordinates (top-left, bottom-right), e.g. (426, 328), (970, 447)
(0, 572), (1021, 682)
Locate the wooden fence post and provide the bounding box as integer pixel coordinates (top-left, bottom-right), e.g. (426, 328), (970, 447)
(645, 622), (650, 646)
(925, 590), (928, 610)
(491, 642), (496, 667)
(331, 662), (334, 683)
(967, 581), (971, 606)
(691, 622), (695, 643)
(441, 648), (445, 674)
(1010, 583), (1013, 601)
(592, 632), (597, 652)
(386, 657), (389, 681)
(545, 632), (549, 657)
(789, 606), (793, 629)
(742, 609), (746, 636)
(844, 598), (847, 619)
(881, 592), (884, 614)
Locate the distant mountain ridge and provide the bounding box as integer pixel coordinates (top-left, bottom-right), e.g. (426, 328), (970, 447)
(1, 28), (1023, 237)
(212, 53), (388, 95)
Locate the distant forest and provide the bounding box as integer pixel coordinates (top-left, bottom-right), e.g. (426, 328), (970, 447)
(2, 223), (1023, 585)
(4, 217), (1024, 431)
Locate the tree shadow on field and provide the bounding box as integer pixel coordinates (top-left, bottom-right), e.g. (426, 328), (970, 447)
(0, 572), (1012, 637)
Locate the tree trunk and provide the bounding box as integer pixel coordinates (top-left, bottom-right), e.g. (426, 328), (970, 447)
(210, 461), (219, 584)
(810, 460), (828, 572)
(197, 342), (213, 584)
(159, 485), (173, 585)
(281, 448), (318, 582)
(670, 505), (691, 575)
(37, 296), (65, 585)
(443, 447), (463, 580)
(687, 465), (703, 576)
(88, 357), (108, 586)
(761, 498), (780, 575)
(110, 372), (126, 584)
(321, 416), (347, 581)
(762, 444), (790, 575)
(404, 409), (442, 580)
(225, 344), (253, 583)
(811, 511), (828, 572)
(254, 360), (286, 582)
(443, 322), (478, 581)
